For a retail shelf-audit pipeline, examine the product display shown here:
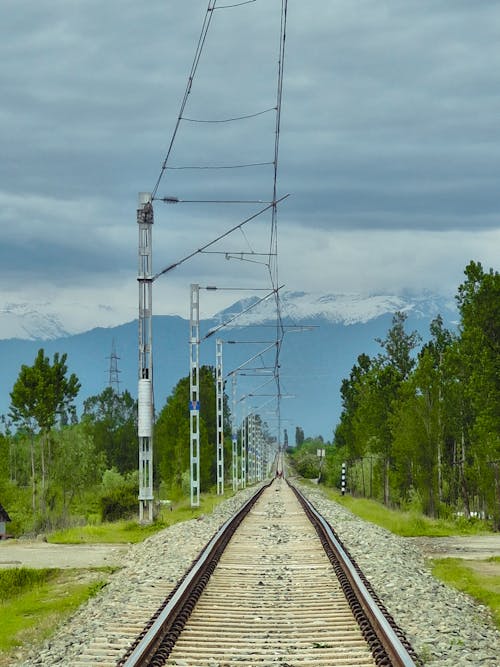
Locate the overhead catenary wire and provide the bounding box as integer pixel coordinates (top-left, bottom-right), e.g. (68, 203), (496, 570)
(152, 195), (289, 281)
(182, 107), (276, 123)
(147, 0), (290, 452)
(151, 0), (217, 200)
(165, 161), (274, 170)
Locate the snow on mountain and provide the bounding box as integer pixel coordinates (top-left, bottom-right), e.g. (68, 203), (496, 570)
(212, 291), (457, 328)
(0, 303), (69, 341)
(0, 291), (458, 342)
(0, 299), (136, 341)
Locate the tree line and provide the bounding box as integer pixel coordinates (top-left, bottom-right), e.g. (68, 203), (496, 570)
(0, 352), (233, 532)
(2, 259), (497, 532)
(331, 261), (500, 529)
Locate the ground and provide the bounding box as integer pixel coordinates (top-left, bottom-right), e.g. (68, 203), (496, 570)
(408, 535), (500, 577)
(0, 540), (129, 569)
(1, 534), (499, 569)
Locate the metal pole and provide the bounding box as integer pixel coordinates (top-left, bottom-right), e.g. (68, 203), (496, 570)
(189, 284), (200, 507)
(241, 407), (247, 488)
(256, 417), (263, 481)
(216, 339), (224, 495)
(231, 374), (239, 491)
(137, 193), (154, 523)
(248, 413), (255, 483)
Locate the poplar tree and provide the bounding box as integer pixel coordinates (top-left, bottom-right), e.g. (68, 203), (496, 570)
(9, 349), (80, 515)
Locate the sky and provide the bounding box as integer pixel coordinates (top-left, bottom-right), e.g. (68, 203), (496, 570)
(1, 0), (500, 332)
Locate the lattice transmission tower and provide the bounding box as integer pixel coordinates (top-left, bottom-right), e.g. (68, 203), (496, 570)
(107, 339), (121, 394)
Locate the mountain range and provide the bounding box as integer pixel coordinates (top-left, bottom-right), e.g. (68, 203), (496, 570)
(0, 292), (458, 440)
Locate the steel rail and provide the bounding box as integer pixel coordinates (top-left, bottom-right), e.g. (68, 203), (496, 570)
(120, 477), (421, 667)
(118, 481), (271, 666)
(288, 480), (420, 667)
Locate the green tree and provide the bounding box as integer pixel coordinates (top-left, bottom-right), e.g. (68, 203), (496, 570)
(295, 426), (304, 447)
(9, 349), (80, 514)
(455, 261), (500, 528)
(155, 366), (229, 497)
(82, 388), (137, 473)
(51, 424), (106, 517)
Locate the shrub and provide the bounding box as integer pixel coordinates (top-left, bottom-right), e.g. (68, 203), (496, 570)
(99, 469), (138, 522)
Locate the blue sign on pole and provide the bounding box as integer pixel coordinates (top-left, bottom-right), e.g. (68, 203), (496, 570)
(189, 401), (200, 411)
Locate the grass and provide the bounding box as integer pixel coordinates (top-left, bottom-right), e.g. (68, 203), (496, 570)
(47, 489), (235, 544)
(431, 558), (500, 629)
(308, 482), (500, 632)
(319, 486), (490, 537)
(0, 567), (112, 665)
(0, 489), (238, 663)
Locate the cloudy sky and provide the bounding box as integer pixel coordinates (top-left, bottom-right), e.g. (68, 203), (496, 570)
(1, 0), (499, 332)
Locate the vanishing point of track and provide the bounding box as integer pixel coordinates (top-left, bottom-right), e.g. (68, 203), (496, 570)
(115, 478), (422, 667)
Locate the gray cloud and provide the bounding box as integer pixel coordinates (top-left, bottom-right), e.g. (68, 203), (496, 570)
(1, 0), (499, 325)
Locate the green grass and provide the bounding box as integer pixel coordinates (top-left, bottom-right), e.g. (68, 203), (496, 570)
(47, 490), (234, 544)
(0, 567), (111, 663)
(318, 486), (490, 537)
(431, 558), (500, 629)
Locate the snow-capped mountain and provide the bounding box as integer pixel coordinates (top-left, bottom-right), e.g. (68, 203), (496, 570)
(212, 291), (457, 327)
(0, 291), (457, 342)
(0, 303), (69, 341)
(0, 291), (458, 437)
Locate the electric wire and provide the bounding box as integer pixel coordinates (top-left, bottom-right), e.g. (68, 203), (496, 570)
(164, 161), (273, 170)
(212, 0), (257, 8)
(151, 1), (217, 199)
(152, 195), (289, 281)
(182, 107), (275, 123)
(148, 0), (289, 453)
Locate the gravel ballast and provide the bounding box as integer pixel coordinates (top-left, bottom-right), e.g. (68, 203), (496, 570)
(15, 480), (500, 666)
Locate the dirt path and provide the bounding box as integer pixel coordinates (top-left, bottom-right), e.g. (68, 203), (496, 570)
(407, 534), (500, 579)
(0, 540), (129, 569)
(407, 534), (500, 560)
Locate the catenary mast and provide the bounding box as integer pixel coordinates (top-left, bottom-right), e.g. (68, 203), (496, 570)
(137, 193), (154, 522)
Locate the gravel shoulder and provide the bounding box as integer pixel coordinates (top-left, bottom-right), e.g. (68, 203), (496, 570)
(8, 482), (500, 667)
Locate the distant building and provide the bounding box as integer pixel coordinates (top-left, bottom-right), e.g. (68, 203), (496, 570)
(0, 503), (11, 539)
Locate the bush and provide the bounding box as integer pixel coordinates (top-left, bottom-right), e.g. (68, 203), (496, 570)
(99, 469), (138, 522)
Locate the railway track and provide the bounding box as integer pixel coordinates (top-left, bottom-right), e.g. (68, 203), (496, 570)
(117, 479), (421, 667)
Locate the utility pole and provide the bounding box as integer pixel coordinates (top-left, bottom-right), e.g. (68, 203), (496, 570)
(241, 408), (247, 488)
(231, 374), (239, 491)
(137, 193), (154, 523)
(189, 284), (200, 507)
(215, 338), (224, 495)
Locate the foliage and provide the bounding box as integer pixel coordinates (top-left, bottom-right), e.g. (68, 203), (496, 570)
(47, 490), (233, 544)
(8, 349), (80, 518)
(322, 486), (491, 537)
(9, 349), (80, 434)
(82, 388), (137, 473)
(155, 366), (231, 497)
(99, 469), (138, 522)
(288, 437), (331, 480)
(333, 263), (500, 528)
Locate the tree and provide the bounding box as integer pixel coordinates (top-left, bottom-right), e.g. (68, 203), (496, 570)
(295, 426), (304, 447)
(376, 311), (421, 382)
(155, 366), (230, 497)
(455, 261), (500, 528)
(9, 349), (80, 514)
(82, 388), (137, 473)
(51, 424), (106, 517)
